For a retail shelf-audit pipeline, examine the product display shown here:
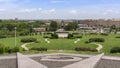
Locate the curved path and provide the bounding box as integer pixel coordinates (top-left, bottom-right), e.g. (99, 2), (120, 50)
(74, 39), (80, 43)
(21, 43), (33, 51)
(45, 39), (50, 43)
(91, 43), (103, 52)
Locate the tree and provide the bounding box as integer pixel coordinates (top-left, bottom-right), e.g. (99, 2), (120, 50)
(65, 21), (78, 31)
(49, 21), (58, 31)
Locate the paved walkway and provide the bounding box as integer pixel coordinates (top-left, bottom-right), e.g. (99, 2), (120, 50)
(74, 39), (80, 43)
(1, 53), (120, 61)
(41, 56), (82, 61)
(62, 53), (104, 68)
(91, 43), (103, 52)
(45, 39), (50, 43)
(21, 43), (33, 51)
(17, 52), (48, 68)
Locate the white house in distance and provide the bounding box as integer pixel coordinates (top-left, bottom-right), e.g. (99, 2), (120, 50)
(95, 28), (111, 33)
(56, 32), (69, 38)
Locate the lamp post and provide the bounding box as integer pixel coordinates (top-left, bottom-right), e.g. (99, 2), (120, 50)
(14, 27), (17, 47)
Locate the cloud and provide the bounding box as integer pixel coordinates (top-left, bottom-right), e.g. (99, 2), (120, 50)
(49, 9), (56, 12)
(69, 10), (77, 14)
(18, 8), (42, 13)
(102, 9), (120, 15)
(0, 0), (17, 3)
(18, 8), (56, 14)
(18, 8), (37, 13)
(41, 9), (56, 14)
(0, 9), (6, 11)
(50, 0), (66, 3)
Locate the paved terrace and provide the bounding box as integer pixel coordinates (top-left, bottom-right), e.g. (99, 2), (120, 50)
(0, 53), (120, 68)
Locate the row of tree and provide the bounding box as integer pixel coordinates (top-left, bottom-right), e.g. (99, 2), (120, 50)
(49, 20), (78, 31)
(0, 20), (78, 37)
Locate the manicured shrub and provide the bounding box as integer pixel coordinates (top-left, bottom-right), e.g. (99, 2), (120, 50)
(21, 38), (37, 43)
(75, 36), (82, 38)
(89, 33), (98, 35)
(101, 33), (109, 36)
(30, 47), (47, 51)
(89, 38), (105, 42)
(0, 44), (5, 54)
(72, 33), (79, 35)
(85, 41), (90, 44)
(43, 36), (51, 38)
(75, 47), (97, 52)
(51, 33), (58, 39)
(11, 47), (20, 52)
(0, 44), (21, 54)
(6, 46), (21, 53)
(0, 35), (7, 38)
(115, 36), (120, 38)
(68, 34), (74, 39)
(110, 47), (120, 53)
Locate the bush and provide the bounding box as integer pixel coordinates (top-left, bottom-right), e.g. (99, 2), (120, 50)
(11, 47), (21, 52)
(21, 38), (37, 43)
(89, 38), (105, 42)
(68, 34), (74, 39)
(51, 33), (58, 39)
(75, 36), (82, 38)
(43, 36), (51, 38)
(0, 44), (5, 54)
(85, 41), (90, 44)
(72, 33), (79, 35)
(75, 47), (97, 52)
(5, 46), (21, 53)
(89, 33), (98, 35)
(115, 36), (120, 38)
(101, 33), (109, 36)
(0, 43), (21, 54)
(110, 47), (120, 53)
(30, 47), (47, 51)
(0, 35), (7, 38)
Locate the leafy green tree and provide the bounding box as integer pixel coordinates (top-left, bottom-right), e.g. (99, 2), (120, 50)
(65, 21), (78, 31)
(49, 21), (58, 31)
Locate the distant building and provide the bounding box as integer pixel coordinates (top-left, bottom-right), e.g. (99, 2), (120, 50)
(56, 32), (69, 38)
(56, 29), (65, 32)
(101, 28), (111, 33)
(32, 28), (46, 32)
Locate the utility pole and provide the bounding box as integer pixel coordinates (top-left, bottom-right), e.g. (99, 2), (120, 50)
(15, 27), (17, 47)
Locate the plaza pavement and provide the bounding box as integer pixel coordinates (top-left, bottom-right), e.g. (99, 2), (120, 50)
(17, 53), (48, 68)
(1, 53), (120, 68)
(62, 53), (104, 68)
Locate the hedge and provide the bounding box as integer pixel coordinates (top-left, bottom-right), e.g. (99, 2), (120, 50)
(0, 43), (21, 54)
(101, 33), (109, 36)
(68, 34), (75, 39)
(0, 35), (7, 39)
(21, 38), (37, 43)
(110, 47), (120, 53)
(115, 36), (120, 38)
(89, 38), (105, 42)
(43, 36), (51, 38)
(74, 36), (82, 38)
(0, 44), (5, 54)
(30, 47), (47, 51)
(51, 33), (58, 39)
(75, 47), (97, 52)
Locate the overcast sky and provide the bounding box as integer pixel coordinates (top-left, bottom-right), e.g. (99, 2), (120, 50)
(0, 0), (120, 19)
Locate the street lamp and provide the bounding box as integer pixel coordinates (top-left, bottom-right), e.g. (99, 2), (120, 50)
(14, 27), (17, 47)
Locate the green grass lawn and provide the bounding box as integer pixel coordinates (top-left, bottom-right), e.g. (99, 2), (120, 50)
(0, 34), (120, 55)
